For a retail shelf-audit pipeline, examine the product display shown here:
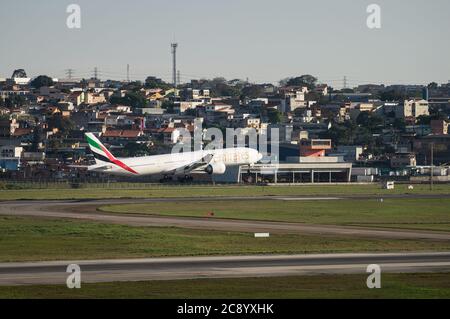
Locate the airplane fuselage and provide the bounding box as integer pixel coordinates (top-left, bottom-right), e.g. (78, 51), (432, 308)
(92, 147), (261, 176)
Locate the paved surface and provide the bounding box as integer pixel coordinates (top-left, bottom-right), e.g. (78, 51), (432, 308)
(0, 252), (449, 285)
(1, 198), (450, 240)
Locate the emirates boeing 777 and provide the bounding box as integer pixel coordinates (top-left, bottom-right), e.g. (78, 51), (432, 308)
(84, 133), (263, 177)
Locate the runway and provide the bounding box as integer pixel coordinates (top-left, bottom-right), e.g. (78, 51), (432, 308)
(1, 198), (450, 241)
(0, 252), (449, 286)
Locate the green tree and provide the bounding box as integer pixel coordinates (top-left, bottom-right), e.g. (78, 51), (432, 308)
(161, 100), (175, 113)
(47, 139), (62, 150)
(110, 92), (147, 108)
(121, 81), (143, 92)
(241, 85), (264, 99)
(267, 108), (281, 124)
(4, 95), (26, 107)
(393, 118), (406, 130)
(122, 142), (151, 157)
(380, 89), (407, 102)
(356, 112), (384, 130)
(48, 115), (75, 133)
(282, 75), (318, 89)
(427, 82), (439, 90)
(31, 126), (43, 152)
(145, 76), (172, 90)
(184, 108), (197, 116)
(324, 121), (358, 145)
(417, 115), (431, 125)
(30, 75), (54, 89)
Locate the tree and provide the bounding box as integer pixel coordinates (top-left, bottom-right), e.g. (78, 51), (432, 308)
(283, 75), (317, 89)
(110, 92), (147, 108)
(31, 126), (43, 152)
(380, 89), (407, 102)
(267, 109), (281, 124)
(356, 112), (384, 130)
(145, 76), (171, 90)
(122, 142), (151, 157)
(241, 85), (264, 99)
(323, 121), (357, 145)
(47, 115), (75, 133)
(184, 108), (197, 116)
(213, 82), (240, 97)
(4, 95), (26, 107)
(393, 118), (406, 130)
(427, 82), (439, 90)
(47, 139), (62, 150)
(121, 81), (143, 92)
(305, 91), (320, 101)
(30, 75), (54, 89)
(161, 100), (175, 113)
(416, 115), (431, 125)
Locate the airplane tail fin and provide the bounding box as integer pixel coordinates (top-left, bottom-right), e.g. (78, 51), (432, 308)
(85, 132), (139, 175)
(85, 132), (117, 165)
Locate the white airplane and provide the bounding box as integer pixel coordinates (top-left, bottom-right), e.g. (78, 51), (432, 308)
(84, 133), (263, 177)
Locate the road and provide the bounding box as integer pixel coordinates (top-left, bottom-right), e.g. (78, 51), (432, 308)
(0, 252), (449, 285)
(1, 198), (450, 240)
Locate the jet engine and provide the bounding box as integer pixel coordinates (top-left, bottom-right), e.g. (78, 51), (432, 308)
(205, 162), (226, 175)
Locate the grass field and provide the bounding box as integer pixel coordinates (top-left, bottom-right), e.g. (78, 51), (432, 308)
(1, 273), (449, 299)
(1, 184), (450, 201)
(100, 198), (450, 232)
(1, 216), (449, 262)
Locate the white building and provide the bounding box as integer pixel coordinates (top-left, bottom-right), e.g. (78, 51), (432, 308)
(281, 89), (308, 113)
(396, 99), (429, 119)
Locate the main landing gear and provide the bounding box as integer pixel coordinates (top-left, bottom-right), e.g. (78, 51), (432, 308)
(177, 175), (194, 183)
(159, 175), (173, 183)
(159, 175), (194, 183)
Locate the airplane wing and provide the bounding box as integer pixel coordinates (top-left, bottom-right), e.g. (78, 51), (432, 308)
(89, 164), (114, 172)
(173, 153), (214, 175)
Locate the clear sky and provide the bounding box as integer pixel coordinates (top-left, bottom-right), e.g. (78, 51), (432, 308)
(1, 0), (449, 87)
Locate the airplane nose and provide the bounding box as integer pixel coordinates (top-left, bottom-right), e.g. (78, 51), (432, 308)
(254, 151), (263, 162)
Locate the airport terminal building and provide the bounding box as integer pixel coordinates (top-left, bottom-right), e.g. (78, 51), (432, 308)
(215, 139), (353, 184)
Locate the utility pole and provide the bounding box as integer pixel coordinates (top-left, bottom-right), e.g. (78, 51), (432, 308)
(171, 43), (178, 87)
(430, 142), (434, 190)
(126, 64), (130, 83)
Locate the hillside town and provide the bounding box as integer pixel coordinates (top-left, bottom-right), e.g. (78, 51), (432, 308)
(1, 69), (450, 184)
